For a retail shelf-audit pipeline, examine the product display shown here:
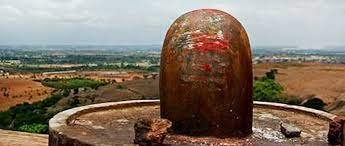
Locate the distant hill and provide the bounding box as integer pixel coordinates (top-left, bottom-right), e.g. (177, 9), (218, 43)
(1, 45), (344, 55)
(253, 46), (345, 55)
(0, 45), (162, 52)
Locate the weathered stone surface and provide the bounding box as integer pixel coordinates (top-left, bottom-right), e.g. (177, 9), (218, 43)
(328, 116), (345, 145)
(134, 118), (172, 146)
(280, 122), (301, 138)
(160, 9), (253, 137)
(48, 100), (335, 145)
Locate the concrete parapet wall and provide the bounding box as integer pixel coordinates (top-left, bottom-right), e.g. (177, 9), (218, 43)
(49, 100), (341, 146)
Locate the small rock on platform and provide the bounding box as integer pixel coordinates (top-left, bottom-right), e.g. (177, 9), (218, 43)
(134, 118), (172, 146)
(280, 122), (301, 138)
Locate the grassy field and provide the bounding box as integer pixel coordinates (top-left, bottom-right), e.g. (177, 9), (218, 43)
(254, 63), (345, 104)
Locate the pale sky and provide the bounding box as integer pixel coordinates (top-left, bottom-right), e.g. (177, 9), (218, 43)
(0, 0), (345, 48)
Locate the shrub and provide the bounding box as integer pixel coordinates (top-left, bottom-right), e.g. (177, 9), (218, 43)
(41, 78), (106, 90)
(62, 89), (70, 97)
(146, 66), (159, 72)
(0, 92), (65, 134)
(262, 69), (278, 80)
(68, 97), (80, 108)
(0, 111), (12, 129)
(253, 70), (302, 105)
(285, 96), (302, 105)
(116, 85), (123, 89)
(279, 94), (302, 105)
(17, 124), (48, 134)
(254, 79), (283, 102)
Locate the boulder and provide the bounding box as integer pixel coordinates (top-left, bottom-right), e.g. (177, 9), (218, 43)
(300, 96), (326, 110)
(328, 116), (345, 145)
(280, 122), (301, 138)
(134, 118), (172, 146)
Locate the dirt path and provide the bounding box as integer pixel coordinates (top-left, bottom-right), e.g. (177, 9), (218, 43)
(0, 129), (47, 146)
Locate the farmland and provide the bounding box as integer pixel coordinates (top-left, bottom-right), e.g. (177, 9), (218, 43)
(0, 79), (53, 111)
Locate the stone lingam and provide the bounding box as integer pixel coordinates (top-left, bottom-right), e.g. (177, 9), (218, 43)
(160, 9), (253, 137)
(49, 9), (342, 146)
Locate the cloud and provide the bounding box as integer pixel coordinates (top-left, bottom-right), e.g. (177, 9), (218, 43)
(0, 0), (344, 47)
(0, 4), (22, 21)
(0, 0), (105, 25)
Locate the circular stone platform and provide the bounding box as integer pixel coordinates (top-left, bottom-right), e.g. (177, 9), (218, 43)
(49, 100), (336, 146)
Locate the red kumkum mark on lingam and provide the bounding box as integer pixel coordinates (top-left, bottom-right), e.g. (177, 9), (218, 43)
(191, 33), (229, 53)
(201, 63), (212, 72)
(189, 75), (208, 81)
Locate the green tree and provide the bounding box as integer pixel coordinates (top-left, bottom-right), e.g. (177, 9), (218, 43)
(253, 69), (301, 105)
(253, 79), (283, 102)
